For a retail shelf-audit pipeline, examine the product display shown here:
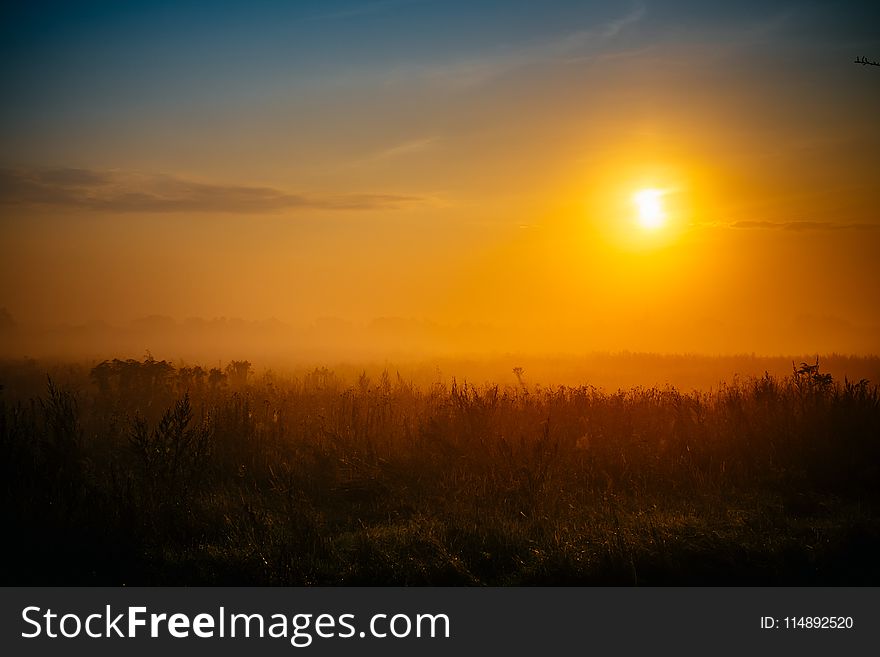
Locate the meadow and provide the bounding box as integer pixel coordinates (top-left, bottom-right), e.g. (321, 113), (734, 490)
(2, 355), (879, 585)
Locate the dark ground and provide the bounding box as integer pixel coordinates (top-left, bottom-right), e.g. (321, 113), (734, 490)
(2, 357), (878, 585)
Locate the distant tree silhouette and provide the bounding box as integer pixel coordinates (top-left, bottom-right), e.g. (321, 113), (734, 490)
(208, 367), (227, 389)
(90, 360), (115, 395)
(89, 355), (175, 408)
(225, 360), (252, 388)
(178, 365), (207, 391)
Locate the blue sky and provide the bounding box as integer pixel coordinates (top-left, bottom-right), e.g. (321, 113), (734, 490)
(3, 1), (878, 130)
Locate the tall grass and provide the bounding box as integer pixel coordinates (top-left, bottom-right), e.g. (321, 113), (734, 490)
(1, 357), (878, 584)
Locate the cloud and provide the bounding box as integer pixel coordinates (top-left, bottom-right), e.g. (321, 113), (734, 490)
(729, 220), (880, 231)
(0, 168), (423, 214)
(372, 137), (438, 161)
(338, 137), (438, 171)
(376, 5), (646, 88)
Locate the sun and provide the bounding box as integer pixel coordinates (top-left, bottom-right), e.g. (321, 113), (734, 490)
(633, 188), (666, 230)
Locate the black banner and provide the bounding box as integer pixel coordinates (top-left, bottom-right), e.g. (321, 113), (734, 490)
(0, 587), (875, 655)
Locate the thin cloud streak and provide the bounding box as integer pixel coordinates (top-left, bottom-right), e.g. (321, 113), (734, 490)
(374, 5), (646, 89)
(0, 168), (425, 214)
(372, 137), (438, 161)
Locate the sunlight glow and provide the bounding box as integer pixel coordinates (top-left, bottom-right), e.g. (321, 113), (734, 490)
(633, 188), (666, 230)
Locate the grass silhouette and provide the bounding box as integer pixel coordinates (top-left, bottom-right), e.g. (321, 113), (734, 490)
(1, 356), (878, 585)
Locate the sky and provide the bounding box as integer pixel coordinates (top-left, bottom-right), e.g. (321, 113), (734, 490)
(1, 0), (879, 356)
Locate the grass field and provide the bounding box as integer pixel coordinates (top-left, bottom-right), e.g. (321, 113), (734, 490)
(2, 355), (879, 585)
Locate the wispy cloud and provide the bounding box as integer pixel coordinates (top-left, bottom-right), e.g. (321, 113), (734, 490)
(730, 220), (879, 231)
(392, 5), (646, 88)
(371, 137), (438, 161)
(0, 168), (424, 214)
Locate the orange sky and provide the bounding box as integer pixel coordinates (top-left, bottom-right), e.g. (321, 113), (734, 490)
(1, 1), (878, 356)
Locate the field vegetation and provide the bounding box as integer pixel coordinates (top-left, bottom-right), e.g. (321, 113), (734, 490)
(2, 355), (879, 585)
